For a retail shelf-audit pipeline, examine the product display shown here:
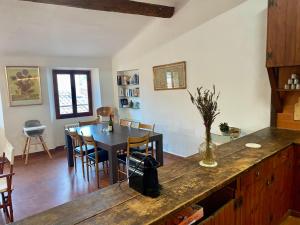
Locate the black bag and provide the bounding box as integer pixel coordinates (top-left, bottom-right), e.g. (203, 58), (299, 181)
(128, 152), (160, 198)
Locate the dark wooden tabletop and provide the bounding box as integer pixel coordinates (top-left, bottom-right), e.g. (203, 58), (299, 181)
(69, 123), (164, 184)
(75, 123), (161, 149)
(12, 128), (300, 225)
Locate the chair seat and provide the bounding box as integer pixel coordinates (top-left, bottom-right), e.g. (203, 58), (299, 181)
(130, 145), (153, 153)
(0, 177), (10, 193)
(87, 149), (108, 163)
(74, 145), (94, 154)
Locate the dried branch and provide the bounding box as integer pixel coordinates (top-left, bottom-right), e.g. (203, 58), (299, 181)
(188, 85), (220, 141)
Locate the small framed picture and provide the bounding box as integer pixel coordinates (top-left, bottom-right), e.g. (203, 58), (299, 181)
(5, 66), (42, 106)
(153, 61), (186, 91)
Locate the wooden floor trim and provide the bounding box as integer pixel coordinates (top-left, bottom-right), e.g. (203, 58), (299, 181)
(289, 210), (300, 218)
(14, 145), (65, 160)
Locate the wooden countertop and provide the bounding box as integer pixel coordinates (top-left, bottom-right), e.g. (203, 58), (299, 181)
(13, 128), (300, 225)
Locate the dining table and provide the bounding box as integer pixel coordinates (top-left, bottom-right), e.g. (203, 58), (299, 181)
(65, 123), (164, 184)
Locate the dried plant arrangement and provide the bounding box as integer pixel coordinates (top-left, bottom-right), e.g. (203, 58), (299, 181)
(188, 85), (220, 167)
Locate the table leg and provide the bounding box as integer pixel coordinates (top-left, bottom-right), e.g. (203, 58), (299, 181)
(108, 147), (118, 184)
(65, 132), (74, 167)
(155, 134), (164, 166)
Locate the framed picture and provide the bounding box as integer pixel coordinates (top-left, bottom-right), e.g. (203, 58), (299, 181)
(5, 66), (42, 106)
(153, 61), (186, 90)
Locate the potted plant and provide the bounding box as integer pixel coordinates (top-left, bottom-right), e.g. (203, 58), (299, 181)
(219, 122), (230, 136)
(189, 86), (220, 167)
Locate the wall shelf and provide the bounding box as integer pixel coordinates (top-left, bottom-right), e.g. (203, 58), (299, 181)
(117, 69), (140, 110)
(276, 89), (300, 92)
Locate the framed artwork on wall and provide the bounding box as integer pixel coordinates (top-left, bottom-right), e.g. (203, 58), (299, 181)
(5, 66), (42, 106)
(153, 61), (186, 90)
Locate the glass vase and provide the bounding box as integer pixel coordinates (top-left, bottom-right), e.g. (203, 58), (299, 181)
(199, 135), (218, 167)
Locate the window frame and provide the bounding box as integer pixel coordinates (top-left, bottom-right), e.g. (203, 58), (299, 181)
(52, 69), (93, 119)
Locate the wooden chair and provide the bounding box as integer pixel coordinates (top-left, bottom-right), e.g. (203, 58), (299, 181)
(139, 123), (155, 132)
(0, 136), (14, 223)
(120, 119), (131, 127)
(82, 135), (109, 188)
(67, 130), (94, 178)
(139, 123), (155, 157)
(96, 107), (114, 122)
(117, 134), (149, 182)
(79, 118), (100, 127)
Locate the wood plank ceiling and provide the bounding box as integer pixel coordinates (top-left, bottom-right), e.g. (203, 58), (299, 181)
(18, 0), (175, 18)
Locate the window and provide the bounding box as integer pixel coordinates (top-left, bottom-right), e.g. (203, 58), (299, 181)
(53, 70), (93, 119)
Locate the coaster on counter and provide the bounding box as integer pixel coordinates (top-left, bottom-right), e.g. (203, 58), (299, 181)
(245, 143), (262, 149)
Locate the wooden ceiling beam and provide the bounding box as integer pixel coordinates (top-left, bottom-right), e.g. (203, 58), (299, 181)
(19, 0), (175, 18)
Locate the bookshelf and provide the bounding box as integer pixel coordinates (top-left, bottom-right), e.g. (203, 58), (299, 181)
(117, 69), (140, 109)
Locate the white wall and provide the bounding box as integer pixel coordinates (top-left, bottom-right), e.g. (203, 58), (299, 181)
(112, 0), (271, 157)
(0, 91), (4, 128)
(0, 55), (113, 155)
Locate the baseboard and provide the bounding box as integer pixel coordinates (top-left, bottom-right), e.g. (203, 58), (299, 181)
(15, 145), (65, 160)
(290, 209), (300, 218)
(163, 150), (187, 158)
(163, 151), (184, 159)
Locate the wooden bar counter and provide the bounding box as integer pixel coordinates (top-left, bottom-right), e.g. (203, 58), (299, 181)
(12, 128), (300, 225)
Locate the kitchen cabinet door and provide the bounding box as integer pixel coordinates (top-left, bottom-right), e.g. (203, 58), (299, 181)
(214, 200), (236, 225)
(293, 145), (300, 212)
(267, 0), (300, 67)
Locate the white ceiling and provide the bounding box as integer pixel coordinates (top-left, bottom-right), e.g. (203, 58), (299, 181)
(0, 0), (181, 58)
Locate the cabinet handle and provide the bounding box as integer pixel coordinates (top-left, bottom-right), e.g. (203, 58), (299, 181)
(271, 174), (275, 183)
(255, 170), (260, 177)
(268, 0), (277, 7)
(267, 179), (271, 186)
(266, 51), (273, 60)
(234, 196), (243, 209)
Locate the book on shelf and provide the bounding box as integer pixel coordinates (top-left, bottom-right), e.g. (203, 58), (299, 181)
(117, 73), (139, 86)
(118, 87), (140, 97)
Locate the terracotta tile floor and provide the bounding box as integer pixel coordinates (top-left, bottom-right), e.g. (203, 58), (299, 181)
(0, 148), (182, 224)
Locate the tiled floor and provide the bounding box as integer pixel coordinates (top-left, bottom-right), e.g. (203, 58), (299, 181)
(0, 148), (182, 224)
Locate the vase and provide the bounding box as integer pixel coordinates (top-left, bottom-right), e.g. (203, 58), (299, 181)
(199, 133), (218, 167)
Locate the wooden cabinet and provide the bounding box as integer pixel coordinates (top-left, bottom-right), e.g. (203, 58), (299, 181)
(267, 0), (300, 67)
(198, 200), (236, 225)
(239, 146), (294, 225)
(271, 146), (294, 224)
(293, 145), (300, 211)
(239, 157), (272, 225)
(267, 0), (300, 123)
(164, 145), (298, 225)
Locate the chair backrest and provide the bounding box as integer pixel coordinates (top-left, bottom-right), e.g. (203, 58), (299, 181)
(139, 123), (155, 132)
(0, 129), (14, 173)
(0, 129), (7, 156)
(24, 120), (41, 128)
(81, 134), (101, 162)
(81, 135), (97, 149)
(96, 107), (114, 122)
(67, 130), (83, 150)
(24, 120), (44, 137)
(64, 123), (79, 130)
(120, 119), (131, 127)
(127, 134), (150, 156)
(79, 118), (100, 127)
(5, 143), (14, 166)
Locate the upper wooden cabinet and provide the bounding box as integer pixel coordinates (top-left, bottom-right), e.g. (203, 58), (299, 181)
(267, 0), (300, 67)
